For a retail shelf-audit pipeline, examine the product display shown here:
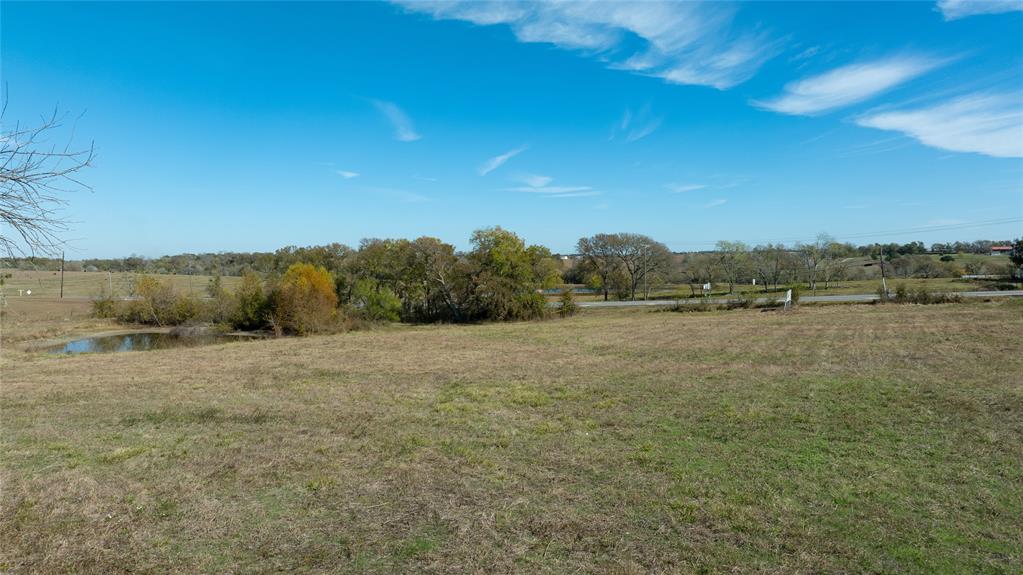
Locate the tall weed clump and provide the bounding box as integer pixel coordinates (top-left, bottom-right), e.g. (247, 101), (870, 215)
(889, 283), (963, 305)
(558, 288), (579, 318)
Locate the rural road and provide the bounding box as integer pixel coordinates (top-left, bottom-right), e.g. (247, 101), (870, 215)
(572, 290), (1023, 308)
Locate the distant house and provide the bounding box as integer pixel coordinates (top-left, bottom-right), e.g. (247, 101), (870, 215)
(990, 246), (1012, 256)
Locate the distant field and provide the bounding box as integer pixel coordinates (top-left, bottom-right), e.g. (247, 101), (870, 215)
(2, 302), (1021, 573)
(0, 297), (113, 345)
(558, 276), (1017, 302)
(0, 269), (242, 299)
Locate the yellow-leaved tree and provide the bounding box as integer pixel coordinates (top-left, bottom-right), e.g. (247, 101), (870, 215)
(271, 263), (338, 335)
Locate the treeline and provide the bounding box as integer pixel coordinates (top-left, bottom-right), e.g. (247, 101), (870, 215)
(2, 238), (1015, 275)
(97, 227), (562, 332)
(568, 234), (1022, 300)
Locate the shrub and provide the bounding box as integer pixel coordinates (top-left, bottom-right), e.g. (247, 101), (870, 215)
(667, 300), (713, 313)
(270, 263), (339, 335)
(116, 274), (203, 326)
(894, 283), (909, 303)
(911, 287), (932, 305)
(558, 288), (579, 318)
(728, 293), (755, 309)
(351, 278), (402, 322)
(232, 271), (269, 330)
(92, 287), (117, 318)
(787, 285), (801, 305)
(875, 285), (889, 303)
(888, 283), (963, 305)
(204, 274), (235, 325)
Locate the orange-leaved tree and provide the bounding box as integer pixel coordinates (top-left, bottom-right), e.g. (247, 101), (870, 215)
(271, 263), (338, 334)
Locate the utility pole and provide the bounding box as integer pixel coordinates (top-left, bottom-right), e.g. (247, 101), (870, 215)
(60, 251), (65, 299)
(873, 246), (889, 301)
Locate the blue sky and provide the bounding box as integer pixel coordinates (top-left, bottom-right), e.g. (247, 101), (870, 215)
(3, 1), (1021, 258)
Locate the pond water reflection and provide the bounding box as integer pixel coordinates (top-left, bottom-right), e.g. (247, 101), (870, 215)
(47, 332), (254, 354)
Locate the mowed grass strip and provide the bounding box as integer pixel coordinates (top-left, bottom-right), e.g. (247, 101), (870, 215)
(1, 302), (1021, 573)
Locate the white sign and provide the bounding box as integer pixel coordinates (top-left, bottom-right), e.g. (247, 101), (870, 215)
(25, 290), (31, 296)
(752, 278), (756, 285)
(702, 282), (712, 291)
(784, 289), (792, 303)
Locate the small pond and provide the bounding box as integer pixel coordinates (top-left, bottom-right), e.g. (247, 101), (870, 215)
(46, 332), (256, 355)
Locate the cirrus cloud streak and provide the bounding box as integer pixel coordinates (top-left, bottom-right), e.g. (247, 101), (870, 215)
(755, 56), (946, 116)
(856, 92), (1023, 158)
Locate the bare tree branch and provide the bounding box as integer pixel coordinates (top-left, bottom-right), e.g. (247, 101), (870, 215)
(0, 104), (93, 257)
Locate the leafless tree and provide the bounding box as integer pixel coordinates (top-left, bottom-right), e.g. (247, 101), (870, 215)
(577, 233), (620, 301)
(714, 240), (750, 294)
(1, 104), (93, 257)
(796, 233), (835, 292)
(679, 252), (718, 296)
(751, 243), (793, 292)
(608, 233), (672, 301)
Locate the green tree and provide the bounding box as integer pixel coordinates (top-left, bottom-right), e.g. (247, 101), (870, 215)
(463, 227), (557, 321)
(576, 234), (620, 301)
(233, 271), (268, 330)
(1010, 238), (1023, 269)
(351, 278), (402, 322)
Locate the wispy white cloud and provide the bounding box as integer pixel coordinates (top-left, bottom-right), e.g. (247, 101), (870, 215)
(704, 198), (728, 208)
(395, 1), (780, 89)
(856, 92), (1023, 158)
(541, 191), (602, 198)
(937, 0), (1023, 20)
(504, 185), (593, 194)
(610, 104), (663, 142)
(515, 173), (553, 187)
(479, 145), (527, 175)
(755, 56), (945, 115)
(502, 175), (600, 198)
(627, 117), (662, 143)
(336, 170), (360, 179)
(837, 134), (914, 158)
(619, 109), (632, 131)
(790, 45), (820, 62)
(371, 99), (421, 141)
(666, 183), (707, 193)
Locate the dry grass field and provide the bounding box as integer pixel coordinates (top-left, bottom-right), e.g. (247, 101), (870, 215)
(0, 298), (114, 346)
(1, 269), (242, 299)
(2, 302), (1022, 573)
